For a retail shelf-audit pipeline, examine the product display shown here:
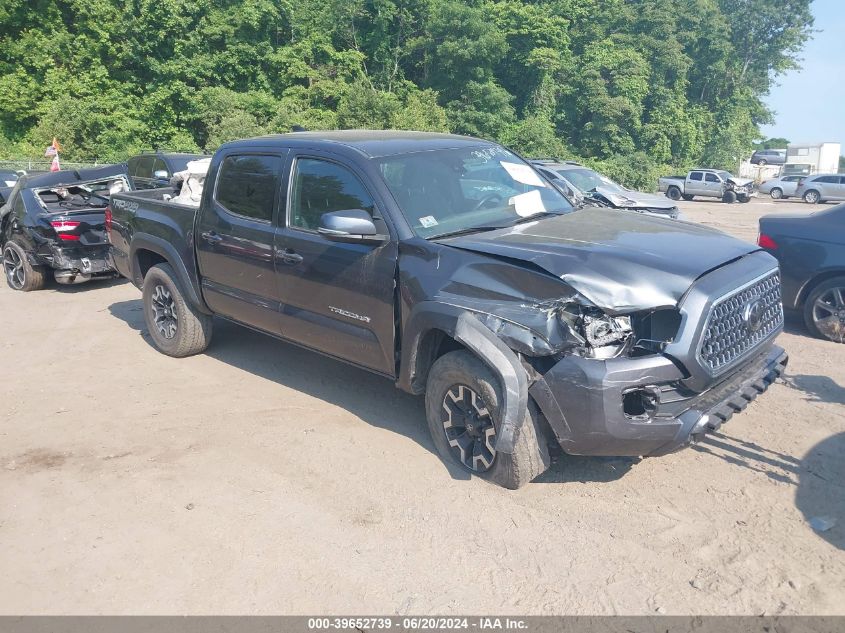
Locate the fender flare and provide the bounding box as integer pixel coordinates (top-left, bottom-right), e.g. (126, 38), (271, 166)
(129, 233), (211, 315)
(399, 302), (528, 454)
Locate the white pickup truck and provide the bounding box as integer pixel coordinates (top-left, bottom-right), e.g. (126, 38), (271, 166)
(658, 169), (756, 203)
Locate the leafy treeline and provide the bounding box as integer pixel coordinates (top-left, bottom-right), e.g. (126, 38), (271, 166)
(0, 0), (812, 188)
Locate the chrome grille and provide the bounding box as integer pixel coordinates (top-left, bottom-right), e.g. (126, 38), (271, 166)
(698, 271), (783, 374)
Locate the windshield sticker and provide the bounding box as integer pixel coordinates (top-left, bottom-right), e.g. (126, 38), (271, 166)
(500, 162), (546, 188)
(419, 215), (438, 228)
(509, 190), (547, 217)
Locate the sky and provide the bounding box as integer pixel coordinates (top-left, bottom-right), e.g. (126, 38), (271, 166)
(759, 0), (845, 150)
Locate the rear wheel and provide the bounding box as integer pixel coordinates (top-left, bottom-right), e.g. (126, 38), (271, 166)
(758, 159), (768, 166)
(803, 276), (845, 343)
(770, 188), (783, 200)
(424, 350), (550, 489)
(666, 186), (682, 201)
(2, 240), (45, 292)
(722, 190), (737, 204)
(803, 190), (821, 204)
(142, 263), (213, 357)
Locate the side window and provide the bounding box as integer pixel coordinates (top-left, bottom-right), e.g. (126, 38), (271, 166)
(705, 173), (719, 182)
(214, 154), (281, 222)
(290, 158), (375, 231)
(127, 158), (139, 177)
(816, 176), (837, 184)
(135, 158), (153, 180)
(689, 172), (703, 181)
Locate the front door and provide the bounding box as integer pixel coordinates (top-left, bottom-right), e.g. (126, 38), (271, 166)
(274, 154), (398, 375)
(196, 151), (287, 334)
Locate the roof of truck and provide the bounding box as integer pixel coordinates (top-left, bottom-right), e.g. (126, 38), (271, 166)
(225, 130), (496, 158)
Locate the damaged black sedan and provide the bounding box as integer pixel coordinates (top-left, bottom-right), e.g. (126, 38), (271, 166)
(0, 165), (130, 291)
(108, 131), (787, 489)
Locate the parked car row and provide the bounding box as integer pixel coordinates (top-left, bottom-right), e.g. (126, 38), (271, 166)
(5, 130), (843, 488)
(757, 173), (845, 204)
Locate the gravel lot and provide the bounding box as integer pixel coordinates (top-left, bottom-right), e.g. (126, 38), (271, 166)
(1, 196), (843, 615)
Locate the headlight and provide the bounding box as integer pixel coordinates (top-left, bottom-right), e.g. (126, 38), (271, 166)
(583, 313), (632, 347)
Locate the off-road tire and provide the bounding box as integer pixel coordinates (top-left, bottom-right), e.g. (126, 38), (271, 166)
(803, 276), (845, 344)
(770, 188), (783, 200)
(681, 194), (694, 201)
(2, 239), (46, 291)
(666, 186), (682, 201)
(722, 190), (737, 204)
(803, 190), (821, 204)
(142, 263), (213, 357)
(424, 350), (551, 489)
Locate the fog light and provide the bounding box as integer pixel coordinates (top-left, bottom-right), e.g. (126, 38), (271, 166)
(622, 386), (660, 419)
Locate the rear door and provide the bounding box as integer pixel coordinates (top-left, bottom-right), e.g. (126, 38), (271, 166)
(274, 152), (398, 375)
(196, 151), (288, 334)
(686, 171), (705, 195)
(782, 175), (801, 196)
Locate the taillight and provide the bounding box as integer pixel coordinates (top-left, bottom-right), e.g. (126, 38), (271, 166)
(104, 206), (112, 236)
(758, 233), (778, 249)
(50, 220), (81, 241)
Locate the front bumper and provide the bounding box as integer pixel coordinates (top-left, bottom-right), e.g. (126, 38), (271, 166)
(529, 344), (787, 457)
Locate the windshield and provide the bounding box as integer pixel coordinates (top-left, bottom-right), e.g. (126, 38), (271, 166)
(169, 156), (198, 173)
(378, 146), (573, 239)
(554, 167), (624, 194)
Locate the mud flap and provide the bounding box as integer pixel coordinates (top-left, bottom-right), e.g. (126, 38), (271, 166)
(453, 312), (528, 453)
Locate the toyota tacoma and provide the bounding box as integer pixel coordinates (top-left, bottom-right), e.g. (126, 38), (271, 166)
(107, 131), (787, 488)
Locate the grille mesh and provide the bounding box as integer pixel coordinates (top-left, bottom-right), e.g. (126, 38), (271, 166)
(698, 271), (783, 373)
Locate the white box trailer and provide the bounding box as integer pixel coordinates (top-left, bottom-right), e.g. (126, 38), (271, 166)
(784, 142), (841, 175)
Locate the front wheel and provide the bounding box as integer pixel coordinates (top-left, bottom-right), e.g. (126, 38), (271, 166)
(2, 240), (46, 291)
(681, 194), (694, 201)
(770, 188), (783, 200)
(425, 350), (550, 489)
(803, 190), (821, 204)
(142, 263), (213, 357)
(722, 190), (737, 204)
(803, 276), (845, 343)
(738, 194), (751, 203)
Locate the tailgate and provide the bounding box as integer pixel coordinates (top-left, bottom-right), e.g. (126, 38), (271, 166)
(48, 209), (108, 246)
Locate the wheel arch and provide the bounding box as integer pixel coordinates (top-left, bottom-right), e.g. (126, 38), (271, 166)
(797, 269), (845, 308)
(398, 303), (529, 454)
(129, 234), (211, 315)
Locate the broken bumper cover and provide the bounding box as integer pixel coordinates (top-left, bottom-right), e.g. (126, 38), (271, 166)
(530, 344), (787, 457)
(36, 244), (114, 275)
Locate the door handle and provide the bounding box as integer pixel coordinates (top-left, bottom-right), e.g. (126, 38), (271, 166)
(201, 231), (223, 244)
(276, 248), (303, 265)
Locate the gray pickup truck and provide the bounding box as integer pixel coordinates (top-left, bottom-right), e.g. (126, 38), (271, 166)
(659, 169), (756, 203)
(107, 131), (787, 489)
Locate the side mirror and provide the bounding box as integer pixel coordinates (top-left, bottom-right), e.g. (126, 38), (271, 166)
(153, 169), (169, 180)
(318, 209), (387, 244)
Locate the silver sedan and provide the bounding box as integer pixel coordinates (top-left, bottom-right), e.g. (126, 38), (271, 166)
(758, 175), (803, 199)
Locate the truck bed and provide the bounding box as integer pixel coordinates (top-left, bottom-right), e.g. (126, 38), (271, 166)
(108, 187), (201, 290)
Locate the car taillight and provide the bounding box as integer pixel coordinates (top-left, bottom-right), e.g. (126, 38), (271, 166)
(758, 233), (778, 249)
(50, 220), (81, 241)
(104, 206), (112, 236)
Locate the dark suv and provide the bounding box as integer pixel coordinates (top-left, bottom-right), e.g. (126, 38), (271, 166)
(750, 149), (786, 166)
(127, 152), (204, 190)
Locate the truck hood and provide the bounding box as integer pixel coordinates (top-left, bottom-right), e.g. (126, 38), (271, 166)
(442, 209), (761, 312)
(728, 177), (754, 187)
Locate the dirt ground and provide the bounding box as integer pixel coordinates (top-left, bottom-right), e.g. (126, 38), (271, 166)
(1, 196), (843, 615)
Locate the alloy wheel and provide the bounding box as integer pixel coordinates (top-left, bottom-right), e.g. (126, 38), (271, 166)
(441, 384), (497, 472)
(150, 284), (178, 339)
(3, 245), (25, 290)
(812, 286), (845, 343)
